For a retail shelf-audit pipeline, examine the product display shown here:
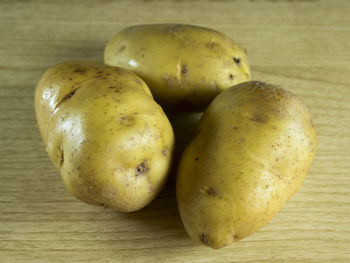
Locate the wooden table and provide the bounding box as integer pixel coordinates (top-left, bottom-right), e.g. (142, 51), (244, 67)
(1, 0), (349, 262)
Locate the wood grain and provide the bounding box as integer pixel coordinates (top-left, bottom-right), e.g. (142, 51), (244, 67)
(1, 0), (349, 262)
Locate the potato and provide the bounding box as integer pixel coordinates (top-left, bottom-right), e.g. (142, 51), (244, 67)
(104, 24), (250, 111)
(176, 81), (317, 248)
(35, 61), (174, 212)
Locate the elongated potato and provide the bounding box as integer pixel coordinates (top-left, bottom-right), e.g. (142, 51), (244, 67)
(104, 24), (250, 111)
(176, 81), (317, 248)
(35, 61), (174, 212)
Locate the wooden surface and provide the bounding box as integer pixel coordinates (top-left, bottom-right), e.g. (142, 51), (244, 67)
(1, 0), (350, 262)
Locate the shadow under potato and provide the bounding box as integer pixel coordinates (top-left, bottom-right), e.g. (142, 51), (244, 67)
(165, 110), (203, 184)
(118, 110), (202, 241)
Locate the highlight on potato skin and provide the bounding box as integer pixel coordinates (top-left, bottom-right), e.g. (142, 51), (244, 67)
(176, 81), (317, 249)
(35, 61), (174, 212)
(104, 24), (251, 111)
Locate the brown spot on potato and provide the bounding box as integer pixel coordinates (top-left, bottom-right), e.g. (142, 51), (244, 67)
(68, 78), (72, 80)
(109, 86), (122, 93)
(134, 78), (142, 85)
(233, 234), (239, 240)
(233, 126), (238, 130)
(195, 157), (199, 161)
(119, 115), (135, 126)
(119, 45), (126, 52)
(136, 160), (150, 176)
(181, 64), (187, 74)
(248, 114), (266, 123)
(59, 150), (64, 167)
(206, 41), (216, 49)
(162, 147), (168, 156)
(199, 234), (209, 244)
(229, 74), (234, 80)
(233, 57), (241, 65)
(206, 187), (216, 196)
(73, 67), (86, 74)
(60, 89), (77, 104)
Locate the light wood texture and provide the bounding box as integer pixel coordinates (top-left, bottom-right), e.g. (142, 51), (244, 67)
(1, 0), (349, 262)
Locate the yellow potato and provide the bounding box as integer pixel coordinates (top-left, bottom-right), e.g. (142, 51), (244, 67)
(104, 24), (250, 111)
(35, 61), (174, 212)
(176, 81), (317, 248)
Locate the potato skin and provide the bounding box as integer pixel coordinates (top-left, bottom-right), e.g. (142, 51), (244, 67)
(104, 24), (250, 111)
(35, 61), (174, 212)
(176, 81), (317, 248)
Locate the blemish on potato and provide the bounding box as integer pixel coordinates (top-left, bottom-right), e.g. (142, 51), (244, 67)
(119, 45), (126, 52)
(58, 88), (78, 106)
(233, 234), (239, 240)
(119, 115), (135, 126)
(248, 114), (266, 123)
(181, 64), (187, 74)
(136, 160), (150, 176)
(206, 187), (216, 196)
(59, 150), (64, 167)
(162, 147), (168, 156)
(206, 41), (216, 49)
(194, 157), (199, 161)
(73, 67), (86, 74)
(199, 234), (209, 244)
(229, 74), (234, 80)
(233, 57), (241, 65)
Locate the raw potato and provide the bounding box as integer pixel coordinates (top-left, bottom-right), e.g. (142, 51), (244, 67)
(35, 61), (174, 212)
(104, 24), (250, 111)
(176, 81), (317, 248)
